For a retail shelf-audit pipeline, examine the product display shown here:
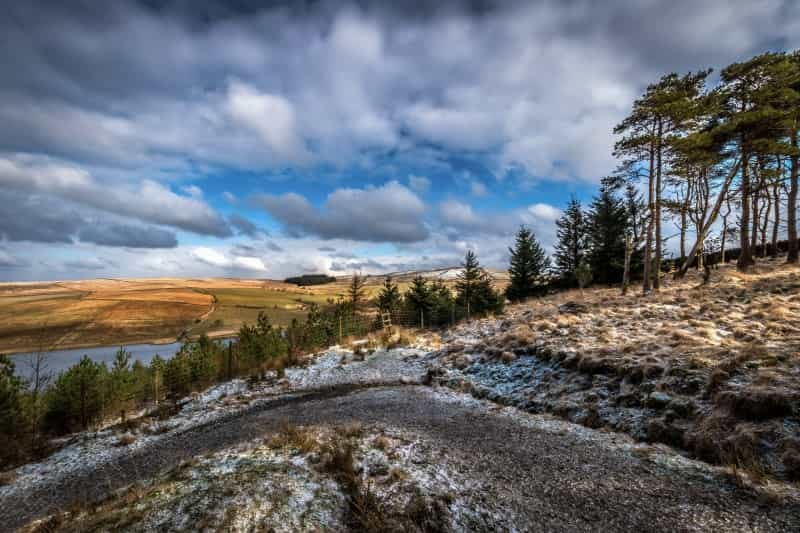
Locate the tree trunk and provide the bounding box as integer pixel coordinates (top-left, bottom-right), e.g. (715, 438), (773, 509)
(654, 119), (663, 290)
(750, 178), (759, 254)
(771, 182), (780, 258)
(760, 190), (772, 258)
(721, 215), (728, 264)
(622, 234), (632, 295)
(788, 127), (798, 263)
(738, 151), (753, 271)
(679, 158), (741, 277)
(679, 200), (687, 261)
(643, 137), (656, 293)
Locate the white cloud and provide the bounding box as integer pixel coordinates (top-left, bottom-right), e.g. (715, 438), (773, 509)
(224, 80), (309, 163)
(439, 199), (480, 228)
(192, 247), (231, 268)
(0, 156), (230, 237)
(528, 203), (562, 222)
(234, 256), (267, 272)
(257, 181), (428, 242)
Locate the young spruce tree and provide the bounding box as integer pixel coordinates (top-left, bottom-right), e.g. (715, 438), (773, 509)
(587, 186), (628, 285)
(377, 276), (401, 314)
(456, 250), (503, 317)
(553, 198), (585, 284)
(506, 225), (549, 300)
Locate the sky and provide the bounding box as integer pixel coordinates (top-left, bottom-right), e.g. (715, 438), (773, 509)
(1, 0), (799, 281)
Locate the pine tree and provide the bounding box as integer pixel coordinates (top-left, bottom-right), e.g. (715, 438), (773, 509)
(0, 354), (22, 464)
(377, 276), (401, 314)
(507, 225), (549, 300)
(456, 250), (503, 317)
(553, 199), (585, 284)
(429, 280), (455, 326)
(348, 271), (366, 313)
(404, 276), (432, 326)
(587, 186), (628, 285)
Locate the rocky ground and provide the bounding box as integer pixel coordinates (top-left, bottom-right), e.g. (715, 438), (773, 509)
(7, 384), (800, 532)
(426, 259), (800, 482)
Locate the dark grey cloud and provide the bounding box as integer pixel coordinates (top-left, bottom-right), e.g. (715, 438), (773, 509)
(0, 191), (82, 244)
(317, 246), (336, 252)
(0, 190), (179, 249)
(266, 241), (283, 252)
(330, 258), (384, 272)
(78, 223), (178, 248)
(228, 213), (262, 237)
(0, 157), (232, 237)
(2, 1), (795, 182)
(63, 257), (117, 271)
(255, 181), (428, 242)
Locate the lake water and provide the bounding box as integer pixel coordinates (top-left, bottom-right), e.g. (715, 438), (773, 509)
(8, 338), (234, 381)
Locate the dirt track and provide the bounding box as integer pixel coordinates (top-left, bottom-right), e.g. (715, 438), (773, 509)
(3, 385), (799, 532)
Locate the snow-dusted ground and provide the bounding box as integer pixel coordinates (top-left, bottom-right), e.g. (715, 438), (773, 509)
(427, 260), (800, 481)
(0, 345), (430, 503)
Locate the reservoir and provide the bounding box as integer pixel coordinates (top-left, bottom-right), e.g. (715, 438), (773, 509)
(8, 338), (234, 381)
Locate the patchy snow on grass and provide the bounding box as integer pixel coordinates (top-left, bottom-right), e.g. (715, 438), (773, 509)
(0, 344), (430, 504)
(429, 258), (800, 481)
(23, 422), (521, 532)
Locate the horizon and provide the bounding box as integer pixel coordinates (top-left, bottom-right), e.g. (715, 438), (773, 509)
(1, 0), (799, 282)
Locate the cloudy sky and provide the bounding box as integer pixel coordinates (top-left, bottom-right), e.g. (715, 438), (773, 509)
(1, 0), (798, 281)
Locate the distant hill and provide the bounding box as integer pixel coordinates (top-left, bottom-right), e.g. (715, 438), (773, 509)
(335, 267), (509, 283)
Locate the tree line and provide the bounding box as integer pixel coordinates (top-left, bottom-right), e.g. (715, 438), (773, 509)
(514, 50), (800, 294)
(608, 50), (799, 292)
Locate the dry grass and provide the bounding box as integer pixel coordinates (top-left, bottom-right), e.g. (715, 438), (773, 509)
(442, 257), (800, 480)
(266, 423), (320, 453)
(0, 470), (16, 486)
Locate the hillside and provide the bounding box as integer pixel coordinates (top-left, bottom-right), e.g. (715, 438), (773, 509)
(0, 269), (508, 354)
(428, 258), (800, 481)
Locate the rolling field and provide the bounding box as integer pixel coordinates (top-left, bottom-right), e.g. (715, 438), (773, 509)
(0, 269), (508, 354)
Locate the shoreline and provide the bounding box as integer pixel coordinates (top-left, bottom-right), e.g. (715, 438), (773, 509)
(0, 329), (238, 357)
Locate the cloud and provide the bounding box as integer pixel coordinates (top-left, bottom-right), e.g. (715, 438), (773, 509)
(439, 199), (480, 229)
(0, 189), (180, 249)
(77, 223), (178, 249)
(438, 198), (561, 251)
(470, 180), (488, 197)
(63, 257), (116, 271)
(224, 80), (309, 163)
(0, 249), (28, 269)
(527, 203), (562, 222)
(192, 247), (230, 268)
(256, 181), (428, 242)
(407, 175), (431, 194)
(0, 157), (231, 237)
(234, 256), (267, 272)
(0, 1), (797, 184)
(222, 191), (237, 204)
(181, 185), (203, 198)
(228, 213), (262, 237)
(0, 190), (82, 244)
(191, 246), (267, 272)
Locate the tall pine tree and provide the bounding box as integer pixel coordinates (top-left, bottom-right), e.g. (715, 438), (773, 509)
(553, 198), (585, 284)
(506, 225), (549, 300)
(587, 186), (628, 285)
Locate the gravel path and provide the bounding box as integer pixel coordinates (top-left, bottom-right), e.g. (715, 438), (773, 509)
(3, 385), (799, 532)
